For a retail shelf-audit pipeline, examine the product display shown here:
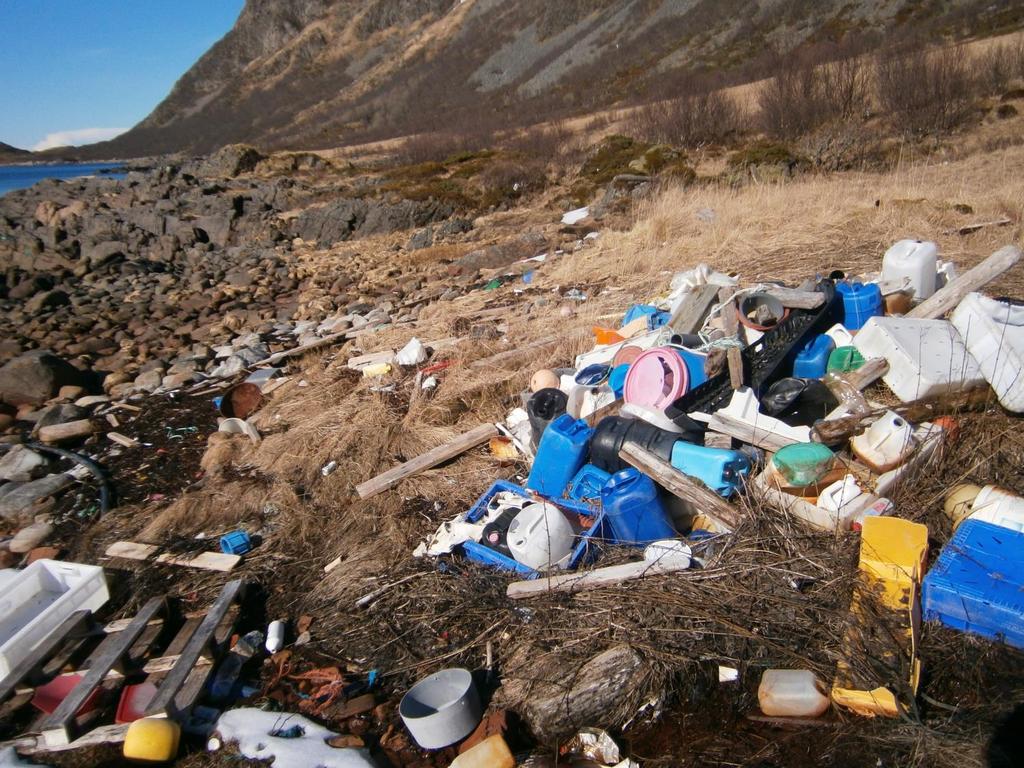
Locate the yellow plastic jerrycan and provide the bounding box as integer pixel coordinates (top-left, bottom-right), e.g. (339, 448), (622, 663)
(123, 718), (181, 763)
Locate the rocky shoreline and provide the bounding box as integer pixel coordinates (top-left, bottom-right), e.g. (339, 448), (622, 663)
(0, 145), (498, 403)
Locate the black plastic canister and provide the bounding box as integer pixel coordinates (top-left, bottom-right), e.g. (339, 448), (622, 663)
(590, 416), (687, 473)
(526, 387), (569, 451)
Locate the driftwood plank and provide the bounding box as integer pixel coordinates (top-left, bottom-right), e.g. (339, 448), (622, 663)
(0, 611), (90, 703)
(40, 598), (165, 746)
(144, 580), (243, 718)
(668, 284), (719, 335)
(355, 423), (498, 499)
(620, 443), (742, 531)
(105, 541), (241, 572)
(907, 245), (1021, 320)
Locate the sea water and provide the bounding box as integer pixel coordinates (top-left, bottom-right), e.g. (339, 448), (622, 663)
(0, 162), (126, 196)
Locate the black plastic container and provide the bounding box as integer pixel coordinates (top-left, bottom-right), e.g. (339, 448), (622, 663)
(590, 416), (702, 473)
(526, 387), (569, 451)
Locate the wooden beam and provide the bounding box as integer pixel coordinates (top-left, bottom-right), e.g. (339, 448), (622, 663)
(668, 284), (719, 335)
(507, 557), (690, 599)
(355, 423), (498, 499)
(40, 598), (165, 747)
(0, 611), (90, 703)
(620, 443), (742, 531)
(907, 245), (1022, 320)
(144, 580), (243, 718)
(718, 288), (744, 390)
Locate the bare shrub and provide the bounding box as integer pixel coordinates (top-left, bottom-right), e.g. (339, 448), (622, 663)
(630, 88), (741, 147)
(976, 42), (1017, 94)
(399, 128), (494, 165)
(504, 122), (573, 163)
(478, 159), (548, 207)
(875, 45), (977, 136)
(757, 52), (868, 140)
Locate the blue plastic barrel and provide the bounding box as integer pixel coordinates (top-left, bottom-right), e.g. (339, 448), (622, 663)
(600, 468), (676, 545)
(836, 282), (882, 330)
(793, 334), (835, 379)
(526, 414), (594, 498)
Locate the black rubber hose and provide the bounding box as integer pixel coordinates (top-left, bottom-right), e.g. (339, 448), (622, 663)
(24, 441), (114, 515)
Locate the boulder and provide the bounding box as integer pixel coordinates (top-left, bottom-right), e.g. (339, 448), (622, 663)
(195, 144), (265, 178)
(83, 241), (127, 271)
(25, 289), (71, 314)
(33, 404), (87, 433)
(0, 445), (49, 483)
(0, 351), (86, 406)
(0, 473), (73, 524)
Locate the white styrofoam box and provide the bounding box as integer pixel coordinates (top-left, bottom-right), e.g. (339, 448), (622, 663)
(951, 292), (1024, 413)
(853, 316), (985, 403)
(0, 560), (109, 678)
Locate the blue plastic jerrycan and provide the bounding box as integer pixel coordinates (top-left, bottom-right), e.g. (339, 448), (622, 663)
(669, 441), (751, 497)
(600, 468), (677, 545)
(526, 413), (594, 498)
(793, 334), (835, 379)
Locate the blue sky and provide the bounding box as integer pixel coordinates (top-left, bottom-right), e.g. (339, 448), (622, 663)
(0, 1), (245, 151)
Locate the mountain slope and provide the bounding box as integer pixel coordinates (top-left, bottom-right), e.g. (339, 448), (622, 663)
(94, 0), (1024, 157)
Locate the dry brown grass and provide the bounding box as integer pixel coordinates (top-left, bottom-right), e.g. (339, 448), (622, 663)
(549, 141), (1024, 298)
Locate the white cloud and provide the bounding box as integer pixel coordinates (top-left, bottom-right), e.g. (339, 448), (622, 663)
(32, 127), (128, 152)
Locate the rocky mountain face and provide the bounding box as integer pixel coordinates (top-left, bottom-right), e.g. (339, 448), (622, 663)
(90, 0), (1020, 158)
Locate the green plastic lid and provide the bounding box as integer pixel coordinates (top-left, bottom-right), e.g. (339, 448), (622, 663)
(827, 346), (865, 373)
(772, 443), (835, 486)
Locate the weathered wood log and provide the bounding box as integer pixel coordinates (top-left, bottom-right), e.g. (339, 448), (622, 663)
(492, 644), (647, 744)
(812, 385), (992, 444)
(761, 285), (825, 310)
(620, 443), (742, 531)
(718, 288), (744, 390)
(507, 557), (689, 599)
(355, 423), (498, 499)
(907, 245), (1021, 320)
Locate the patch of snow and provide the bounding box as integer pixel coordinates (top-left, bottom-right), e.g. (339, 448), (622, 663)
(212, 708), (376, 768)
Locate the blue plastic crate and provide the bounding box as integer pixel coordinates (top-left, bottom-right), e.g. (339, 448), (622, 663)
(461, 479), (604, 579)
(922, 519), (1024, 649)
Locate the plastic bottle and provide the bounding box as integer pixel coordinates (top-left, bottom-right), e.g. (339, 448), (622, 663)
(601, 468), (677, 545)
(822, 372), (872, 417)
(210, 630), (263, 702)
(758, 669), (830, 717)
(266, 620), (286, 653)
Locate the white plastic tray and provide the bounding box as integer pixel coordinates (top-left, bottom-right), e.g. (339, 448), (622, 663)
(0, 560), (109, 679)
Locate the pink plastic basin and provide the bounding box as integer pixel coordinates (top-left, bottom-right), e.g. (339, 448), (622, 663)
(623, 348), (690, 411)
